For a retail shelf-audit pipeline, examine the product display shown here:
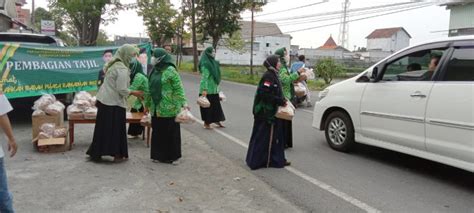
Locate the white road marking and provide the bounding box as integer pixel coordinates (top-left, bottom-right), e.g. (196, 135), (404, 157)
(301, 109), (314, 114)
(193, 120), (380, 213)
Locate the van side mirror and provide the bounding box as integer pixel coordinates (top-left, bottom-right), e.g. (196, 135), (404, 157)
(371, 67), (378, 79)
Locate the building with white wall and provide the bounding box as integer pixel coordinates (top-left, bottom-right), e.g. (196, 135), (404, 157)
(441, 1), (474, 37)
(366, 27), (411, 62)
(214, 21), (291, 66)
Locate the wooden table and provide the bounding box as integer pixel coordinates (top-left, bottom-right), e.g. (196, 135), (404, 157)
(68, 112), (151, 150)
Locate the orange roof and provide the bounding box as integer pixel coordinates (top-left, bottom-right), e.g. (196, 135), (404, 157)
(366, 27), (412, 39)
(318, 36), (338, 50)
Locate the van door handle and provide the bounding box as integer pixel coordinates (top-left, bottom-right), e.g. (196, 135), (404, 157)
(410, 92), (426, 98)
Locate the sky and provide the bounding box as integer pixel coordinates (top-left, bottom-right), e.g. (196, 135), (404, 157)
(26, 0), (451, 50)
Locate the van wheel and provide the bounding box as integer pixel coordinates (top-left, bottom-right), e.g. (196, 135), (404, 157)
(324, 111), (355, 152)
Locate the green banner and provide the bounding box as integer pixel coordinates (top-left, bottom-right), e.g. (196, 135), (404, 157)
(0, 43), (152, 99)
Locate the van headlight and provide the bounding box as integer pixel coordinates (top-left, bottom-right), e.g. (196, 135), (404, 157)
(318, 89), (329, 101)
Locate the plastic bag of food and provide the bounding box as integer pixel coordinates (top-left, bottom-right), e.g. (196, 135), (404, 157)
(275, 101), (295, 121)
(32, 94), (56, 111)
(175, 108), (196, 124)
(45, 101), (65, 115)
(67, 105), (83, 114)
(40, 123), (56, 137)
(197, 96), (211, 108)
(53, 127), (67, 138)
(74, 99), (92, 110)
(294, 82), (307, 98)
(74, 91), (92, 102)
(32, 110), (46, 117)
(90, 96), (97, 106)
(84, 107), (98, 120)
(219, 91), (227, 102)
(140, 113), (151, 126)
(302, 68), (315, 80)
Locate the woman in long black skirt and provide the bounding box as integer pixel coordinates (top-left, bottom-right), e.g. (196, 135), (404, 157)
(198, 47), (225, 129)
(146, 48), (188, 164)
(87, 44), (143, 162)
(246, 55), (291, 170)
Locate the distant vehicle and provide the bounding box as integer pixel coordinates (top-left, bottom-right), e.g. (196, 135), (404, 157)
(0, 32), (65, 46)
(312, 36), (474, 172)
(0, 33), (71, 108)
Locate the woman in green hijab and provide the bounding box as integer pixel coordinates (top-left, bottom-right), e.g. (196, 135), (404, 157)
(145, 48), (188, 164)
(275, 47), (306, 149)
(87, 44), (143, 162)
(127, 59), (149, 138)
(199, 47), (226, 129)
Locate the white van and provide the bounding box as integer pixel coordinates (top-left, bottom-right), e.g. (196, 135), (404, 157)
(312, 36), (474, 172)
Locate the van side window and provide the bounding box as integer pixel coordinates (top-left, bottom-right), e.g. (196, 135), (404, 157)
(382, 49), (446, 81)
(441, 47), (474, 81)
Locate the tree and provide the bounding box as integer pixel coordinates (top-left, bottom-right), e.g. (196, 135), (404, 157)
(137, 0), (177, 47)
(196, 0), (244, 49)
(96, 30), (113, 46)
(314, 58), (345, 84)
(48, 0), (123, 46)
(32, 7), (77, 46)
(222, 31), (245, 53)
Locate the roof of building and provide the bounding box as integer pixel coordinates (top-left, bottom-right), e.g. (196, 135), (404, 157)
(439, 0), (472, 6)
(316, 35), (350, 52)
(366, 27), (412, 39)
(240, 21), (289, 38)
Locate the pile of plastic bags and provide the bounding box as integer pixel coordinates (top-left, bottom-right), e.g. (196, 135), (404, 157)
(32, 94), (65, 117)
(67, 91), (97, 120)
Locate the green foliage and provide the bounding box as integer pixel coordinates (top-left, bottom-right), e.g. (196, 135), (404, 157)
(137, 0), (177, 47)
(222, 30), (245, 53)
(196, 0), (245, 49)
(48, 0), (122, 46)
(95, 30), (113, 46)
(314, 58), (345, 84)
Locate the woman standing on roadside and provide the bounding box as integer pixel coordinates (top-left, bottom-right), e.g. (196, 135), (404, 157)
(275, 47), (306, 149)
(246, 55), (291, 170)
(199, 47), (226, 129)
(87, 44), (143, 162)
(146, 48), (188, 164)
(127, 59), (149, 139)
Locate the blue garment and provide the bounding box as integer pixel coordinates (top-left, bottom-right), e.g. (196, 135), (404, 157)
(290, 61), (305, 74)
(246, 119), (286, 170)
(0, 158), (13, 213)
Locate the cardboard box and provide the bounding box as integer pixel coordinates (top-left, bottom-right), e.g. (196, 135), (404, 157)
(35, 137), (69, 153)
(32, 112), (64, 140)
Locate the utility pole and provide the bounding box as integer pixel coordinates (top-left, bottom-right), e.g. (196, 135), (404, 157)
(191, 0), (198, 72)
(338, 0), (350, 49)
(250, 2), (255, 76)
(31, 0), (35, 30)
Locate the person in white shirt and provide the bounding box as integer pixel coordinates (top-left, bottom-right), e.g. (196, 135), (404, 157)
(0, 92), (17, 213)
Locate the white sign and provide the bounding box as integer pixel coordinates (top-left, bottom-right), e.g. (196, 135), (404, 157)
(41, 20), (55, 36)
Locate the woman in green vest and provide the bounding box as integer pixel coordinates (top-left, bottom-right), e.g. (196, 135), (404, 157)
(87, 44), (143, 162)
(127, 59), (149, 138)
(146, 48), (188, 164)
(199, 47), (226, 129)
(275, 47), (306, 149)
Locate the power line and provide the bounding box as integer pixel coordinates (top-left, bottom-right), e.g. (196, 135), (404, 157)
(275, 2), (431, 26)
(241, 2), (432, 31)
(261, 1), (418, 22)
(239, 3), (432, 40)
(242, 0), (329, 18)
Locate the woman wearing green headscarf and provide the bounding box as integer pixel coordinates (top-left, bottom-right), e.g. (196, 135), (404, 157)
(275, 47), (306, 149)
(127, 59), (149, 138)
(87, 44), (143, 162)
(199, 47), (226, 129)
(145, 48), (188, 164)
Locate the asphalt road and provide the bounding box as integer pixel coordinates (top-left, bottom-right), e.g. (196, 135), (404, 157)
(180, 72), (474, 213)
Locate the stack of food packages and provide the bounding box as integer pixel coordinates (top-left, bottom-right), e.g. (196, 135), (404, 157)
(67, 91), (97, 120)
(32, 94), (65, 117)
(33, 123), (68, 152)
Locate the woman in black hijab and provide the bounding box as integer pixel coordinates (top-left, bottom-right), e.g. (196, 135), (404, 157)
(245, 55), (291, 170)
